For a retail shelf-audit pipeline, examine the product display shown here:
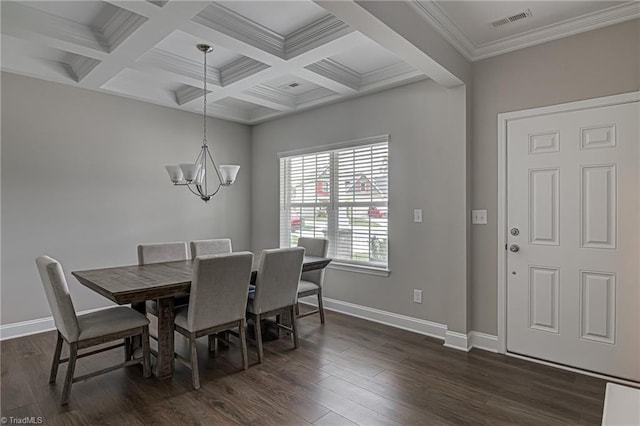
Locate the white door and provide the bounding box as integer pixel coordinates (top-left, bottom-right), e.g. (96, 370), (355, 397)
(506, 100), (639, 381)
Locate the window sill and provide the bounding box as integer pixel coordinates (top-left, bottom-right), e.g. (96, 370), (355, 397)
(328, 262), (390, 277)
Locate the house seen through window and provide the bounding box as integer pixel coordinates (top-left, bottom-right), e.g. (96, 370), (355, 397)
(279, 136), (389, 270)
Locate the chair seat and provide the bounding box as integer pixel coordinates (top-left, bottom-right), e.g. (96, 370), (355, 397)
(76, 307), (149, 342)
(298, 280), (320, 294)
(146, 296), (189, 316)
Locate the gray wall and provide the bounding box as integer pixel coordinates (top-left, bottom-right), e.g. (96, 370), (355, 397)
(471, 19), (640, 334)
(1, 72), (252, 324)
(251, 79), (469, 331)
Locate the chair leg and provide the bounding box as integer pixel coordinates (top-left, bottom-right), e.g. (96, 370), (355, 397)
(290, 306), (299, 349)
(49, 331), (64, 384)
(254, 314), (264, 363)
(141, 326), (151, 378)
(317, 290), (325, 324)
(124, 337), (132, 362)
(295, 302), (300, 316)
(189, 334), (200, 390)
(61, 342), (78, 405)
(239, 319), (248, 370)
(208, 334), (217, 354)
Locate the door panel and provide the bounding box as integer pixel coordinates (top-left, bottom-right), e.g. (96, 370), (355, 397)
(507, 101), (639, 381)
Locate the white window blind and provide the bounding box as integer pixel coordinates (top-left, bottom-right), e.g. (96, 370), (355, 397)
(280, 136), (389, 271)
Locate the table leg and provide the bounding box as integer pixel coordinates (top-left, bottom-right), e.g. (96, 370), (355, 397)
(154, 297), (175, 380)
(129, 302), (147, 357)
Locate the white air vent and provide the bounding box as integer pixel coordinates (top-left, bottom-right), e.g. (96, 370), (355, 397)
(491, 9), (532, 28)
(279, 82), (302, 91)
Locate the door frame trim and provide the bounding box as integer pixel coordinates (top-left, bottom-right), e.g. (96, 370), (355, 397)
(496, 91), (640, 354)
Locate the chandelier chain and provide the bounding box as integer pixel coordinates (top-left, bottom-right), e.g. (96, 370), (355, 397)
(203, 49), (207, 145)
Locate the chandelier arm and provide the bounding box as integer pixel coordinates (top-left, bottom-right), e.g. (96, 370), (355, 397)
(205, 145), (224, 184)
(186, 183), (204, 198)
(195, 182), (222, 198)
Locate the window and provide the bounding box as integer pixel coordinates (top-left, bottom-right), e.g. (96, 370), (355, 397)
(279, 135), (389, 272)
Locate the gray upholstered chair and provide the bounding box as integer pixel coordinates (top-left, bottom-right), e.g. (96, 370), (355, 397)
(36, 256), (151, 405)
(246, 247), (305, 363)
(295, 237), (329, 323)
(189, 238), (234, 351)
(190, 238), (232, 259)
(173, 252), (253, 389)
(137, 242), (189, 316)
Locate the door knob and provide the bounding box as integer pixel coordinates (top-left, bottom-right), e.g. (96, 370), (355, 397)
(509, 244), (520, 253)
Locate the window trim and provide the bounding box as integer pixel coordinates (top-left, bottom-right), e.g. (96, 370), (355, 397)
(277, 134), (389, 159)
(278, 134), (390, 275)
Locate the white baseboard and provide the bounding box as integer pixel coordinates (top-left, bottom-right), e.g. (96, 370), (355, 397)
(0, 306), (113, 341)
(3, 299), (502, 354)
(299, 297), (498, 353)
(443, 330), (469, 352)
(302, 297), (447, 340)
(468, 331), (499, 353)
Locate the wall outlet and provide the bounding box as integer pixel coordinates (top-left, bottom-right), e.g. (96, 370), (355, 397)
(413, 209), (423, 223)
(471, 209), (488, 225)
(413, 289), (423, 304)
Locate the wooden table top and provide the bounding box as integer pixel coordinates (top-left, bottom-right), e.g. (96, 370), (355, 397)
(72, 255), (331, 305)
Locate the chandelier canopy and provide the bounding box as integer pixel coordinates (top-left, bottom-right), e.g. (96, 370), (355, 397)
(165, 44), (239, 202)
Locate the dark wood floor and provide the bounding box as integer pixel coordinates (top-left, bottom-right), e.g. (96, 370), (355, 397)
(2, 307), (606, 425)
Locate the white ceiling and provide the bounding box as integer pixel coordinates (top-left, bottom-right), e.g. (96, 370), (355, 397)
(416, 1), (640, 61)
(2, 1), (637, 124)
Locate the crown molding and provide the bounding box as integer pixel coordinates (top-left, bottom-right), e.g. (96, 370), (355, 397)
(174, 85), (202, 106)
(142, 48), (222, 87)
(306, 59), (361, 90)
(193, 3), (285, 59)
(100, 8), (147, 52)
(410, 1), (474, 61)
(295, 87), (340, 107)
(360, 61), (421, 88)
(472, 2), (640, 60)
(412, 0), (640, 61)
(241, 84), (296, 111)
(284, 15), (353, 59)
(219, 57), (270, 87)
(69, 55), (101, 82)
(2, 1), (107, 53)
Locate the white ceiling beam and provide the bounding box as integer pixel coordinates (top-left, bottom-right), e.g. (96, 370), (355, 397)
(180, 20), (285, 68)
(103, 0), (162, 19)
(305, 59), (361, 91)
(236, 85), (296, 111)
(135, 48), (222, 87)
(77, 2), (210, 89)
(284, 15), (353, 60)
(293, 68), (358, 95)
(192, 3), (285, 59)
(1, 2), (109, 60)
(314, 0), (465, 87)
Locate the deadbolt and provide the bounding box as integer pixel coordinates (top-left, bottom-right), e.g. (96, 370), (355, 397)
(510, 228), (520, 236)
(509, 244), (520, 253)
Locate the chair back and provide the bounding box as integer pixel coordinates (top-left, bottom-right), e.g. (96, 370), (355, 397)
(253, 247), (305, 314)
(190, 238), (232, 259)
(35, 256), (80, 342)
(137, 242), (188, 265)
(187, 252), (254, 331)
(297, 237), (329, 287)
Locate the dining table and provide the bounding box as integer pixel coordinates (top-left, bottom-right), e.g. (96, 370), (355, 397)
(72, 255), (331, 379)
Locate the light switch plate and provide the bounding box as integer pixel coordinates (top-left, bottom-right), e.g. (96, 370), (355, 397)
(472, 209), (487, 225)
(413, 209), (423, 223)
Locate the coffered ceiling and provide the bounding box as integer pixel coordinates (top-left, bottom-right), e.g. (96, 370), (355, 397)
(1, 1), (424, 124)
(2, 1), (638, 124)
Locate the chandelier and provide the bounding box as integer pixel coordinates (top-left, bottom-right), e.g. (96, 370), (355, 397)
(165, 44), (239, 202)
